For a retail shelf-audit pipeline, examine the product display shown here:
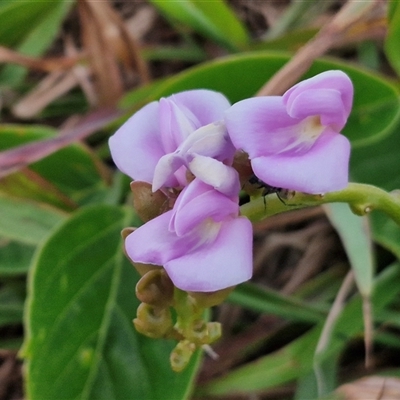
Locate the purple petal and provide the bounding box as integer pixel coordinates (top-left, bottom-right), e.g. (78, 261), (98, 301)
(152, 153), (184, 192)
(180, 121), (236, 162)
(159, 98), (199, 152)
(284, 89), (348, 130)
(172, 89), (231, 126)
(251, 130), (351, 193)
(108, 101), (164, 182)
(189, 155), (240, 196)
(225, 97), (302, 157)
(283, 70), (353, 120)
(171, 179), (239, 236)
(125, 211), (202, 266)
(164, 217), (253, 292)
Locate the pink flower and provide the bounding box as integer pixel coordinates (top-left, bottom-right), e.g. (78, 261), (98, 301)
(109, 89), (239, 196)
(124, 179), (253, 292)
(224, 71), (353, 194)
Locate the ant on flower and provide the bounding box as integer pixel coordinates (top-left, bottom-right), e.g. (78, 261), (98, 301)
(248, 174), (294, 206)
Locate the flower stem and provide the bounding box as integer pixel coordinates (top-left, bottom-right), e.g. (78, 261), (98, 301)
(240, 183), (400, 225)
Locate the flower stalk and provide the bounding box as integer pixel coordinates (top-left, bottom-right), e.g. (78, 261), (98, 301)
(240, 182), (400, 225)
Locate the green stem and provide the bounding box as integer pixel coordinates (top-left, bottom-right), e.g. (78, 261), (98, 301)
(240, 182), (400, 225)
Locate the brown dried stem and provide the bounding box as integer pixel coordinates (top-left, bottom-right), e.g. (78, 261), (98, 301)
(257, 0), (383, 96)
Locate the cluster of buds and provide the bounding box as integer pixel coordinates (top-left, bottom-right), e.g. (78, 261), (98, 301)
(109, 71), (354, 369)
(131, 266), (231, 371)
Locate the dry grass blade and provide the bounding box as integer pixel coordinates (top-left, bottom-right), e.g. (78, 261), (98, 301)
(257, 0), (384, 96)
(0, 45), (79, 72)
(12, 70), (81, 119)
(77, 0), (149, 106)
(0, 107), (123, 179)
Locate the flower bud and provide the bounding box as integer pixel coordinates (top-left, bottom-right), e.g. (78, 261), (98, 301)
(136, 269), (174, 307)
(170, 340), (196, 372)
(190, 320), (222, 344)
(130, 181), (169, 222)
(133, 303), (173, 338)
(189, 286), (234, 308)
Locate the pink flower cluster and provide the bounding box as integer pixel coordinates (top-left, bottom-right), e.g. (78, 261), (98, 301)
(109, 71), (353, 292)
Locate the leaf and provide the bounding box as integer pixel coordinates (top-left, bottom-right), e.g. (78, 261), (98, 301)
(0, 0), (74, 86)
(0, 193), (67, 245)
(24, 205), (201, 400)
(350, 106), (400, 192)
(0, 238), (36, 276)
(250, 28), (318, 52)
(0, 193), (66, 276)
(350, 117), (400, 260)
(0, 283), (25, 327)
(0, 123), (110, 208)
(228, 282), (328, 324)
(324, 203), (374, 297)
(384, 1), (400, 77)
(122, 52), (400, 146)
(197, 262), (400, 396)
(149, 0), (249, 51)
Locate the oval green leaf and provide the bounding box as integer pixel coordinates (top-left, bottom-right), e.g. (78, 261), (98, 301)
(24, 205), (201, 400)
(122, 52), (400, 146)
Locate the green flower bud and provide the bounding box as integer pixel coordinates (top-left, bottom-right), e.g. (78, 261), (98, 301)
(190, 320), (222, 344)
(170, 340), (196, 372)
(133, 303), (173, 338)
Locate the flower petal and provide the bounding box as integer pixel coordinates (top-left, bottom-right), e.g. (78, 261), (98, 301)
(172, 89), (231, 126)
(251, 130), (351, 193)
(159, 98), (199, 152)
(125, 211), (202, 266)
(180, 121), (236, 162)
(285, 88), (348, 130)
(152, 153), (184, 192)
(108, 101), (164, 182)
(164, 217), (253, 292)
(225, 97), (301, 157)
(189, 155), (240, 197)
(171, 179), (239, 236)
(283, 70), (353, 120)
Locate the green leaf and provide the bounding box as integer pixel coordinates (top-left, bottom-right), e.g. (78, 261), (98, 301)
(24, 205), (201, 400)
(0, 193), (67, 245)
(370, 212), (400, 260)
(324, 203), (374, 296)
(123, 52), (400, 146)
(197, 262), (400, 396)
(351, 115), (400, 190)
(0, 237), (35, 276)
(0, 283), (25, 327)
(228, 282), (328, 324)
(350, 117), (400, 260)
(0, 125), (108, 209)
(0, 0), (74, 86)
(250, 28), (318, 52)
(385, 1), (400, 77)
(149, 0), (249, 51)
(0, 193), (66, 276)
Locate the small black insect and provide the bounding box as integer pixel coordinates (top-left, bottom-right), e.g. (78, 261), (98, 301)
(248, 174), (292, 205)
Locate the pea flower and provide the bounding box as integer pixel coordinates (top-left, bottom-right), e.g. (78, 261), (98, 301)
(224, 70), (353, 194)
(124, 179), (253, 292)
(109, 89), (239, 196)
